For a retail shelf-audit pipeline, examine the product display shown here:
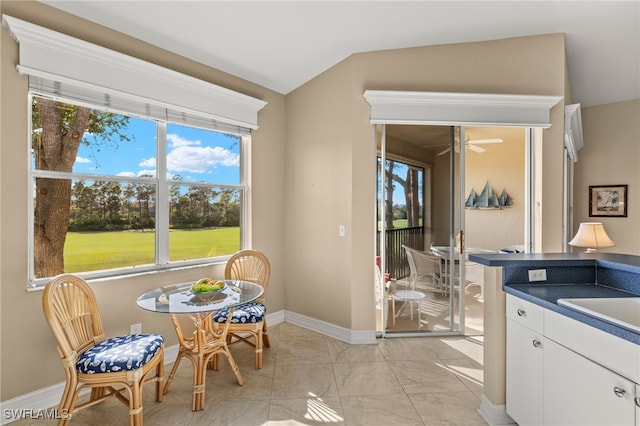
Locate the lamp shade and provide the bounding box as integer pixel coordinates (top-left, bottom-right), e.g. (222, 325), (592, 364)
(569, 222), (615, 252)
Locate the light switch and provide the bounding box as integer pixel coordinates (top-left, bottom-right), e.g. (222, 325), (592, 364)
(339, 225), (346, 237)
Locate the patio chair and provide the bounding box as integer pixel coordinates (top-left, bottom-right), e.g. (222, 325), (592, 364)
(42, 274), (164, 426)
(387, 246), (434, 325)
(402, 245), (443, 292)
(212, 250), (271, 369)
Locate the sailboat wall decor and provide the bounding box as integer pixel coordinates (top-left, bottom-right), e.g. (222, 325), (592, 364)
(466, 182), (513, 209)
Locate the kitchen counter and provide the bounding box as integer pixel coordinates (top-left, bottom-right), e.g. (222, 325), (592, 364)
(468, 252), (640, 345)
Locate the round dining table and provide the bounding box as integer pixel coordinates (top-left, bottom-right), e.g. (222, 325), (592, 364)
(137, 279), (263, 411)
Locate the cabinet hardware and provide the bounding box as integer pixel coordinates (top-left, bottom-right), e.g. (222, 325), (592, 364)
(517, 308), (525, 317)
(635, 397), (640, 407)
(613, 387), (626, 397)
(532, 339), (541, 348)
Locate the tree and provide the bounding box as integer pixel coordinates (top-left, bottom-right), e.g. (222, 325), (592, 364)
(385, 161), (422, 228)
(32, 96), (131, 278)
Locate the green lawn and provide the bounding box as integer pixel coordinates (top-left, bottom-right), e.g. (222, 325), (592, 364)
(64, 227), (240, 272)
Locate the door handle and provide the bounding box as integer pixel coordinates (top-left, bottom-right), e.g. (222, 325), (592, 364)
(613, 387), (626, 398)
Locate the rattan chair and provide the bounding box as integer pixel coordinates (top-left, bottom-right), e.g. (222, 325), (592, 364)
(212, 250), (271, 369)
(42, 274), (164, 426)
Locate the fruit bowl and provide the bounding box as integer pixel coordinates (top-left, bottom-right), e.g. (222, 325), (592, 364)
(190, 278), (226, 294)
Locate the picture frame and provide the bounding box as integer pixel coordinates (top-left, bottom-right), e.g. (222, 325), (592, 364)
(589, 185), (628, 217)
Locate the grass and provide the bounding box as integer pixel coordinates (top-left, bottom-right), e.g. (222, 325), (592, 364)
(64, 227), (240, 273)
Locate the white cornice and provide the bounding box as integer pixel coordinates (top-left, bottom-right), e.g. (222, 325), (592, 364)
(363, 90), (563, 128)
(2, 15), (267, 129)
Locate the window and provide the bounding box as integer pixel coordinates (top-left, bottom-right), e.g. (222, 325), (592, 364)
(3, 16), (266, 287)
(30, 95), (245, 283)
(377, 157), (425, 230)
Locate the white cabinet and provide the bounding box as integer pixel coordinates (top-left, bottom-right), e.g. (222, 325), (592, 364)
(544, 338), (635, 426)
(506, 294), (640, 426)
(506, 295), (544, 426)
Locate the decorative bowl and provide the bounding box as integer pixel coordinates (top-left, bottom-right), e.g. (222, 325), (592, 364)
(190, 278), (226, 294)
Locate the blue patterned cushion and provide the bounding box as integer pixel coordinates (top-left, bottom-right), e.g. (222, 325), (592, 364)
(212, 302), (265, 324)
(77, 333), (163, 374)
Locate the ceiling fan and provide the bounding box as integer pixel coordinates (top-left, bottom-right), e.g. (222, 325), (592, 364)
(436, 134), (503, 155)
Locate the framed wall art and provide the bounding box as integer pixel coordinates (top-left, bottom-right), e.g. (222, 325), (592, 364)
(589, 184), (627, 217)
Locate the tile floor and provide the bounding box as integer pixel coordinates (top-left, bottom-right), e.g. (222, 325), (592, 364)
(13, 323), (487, 425)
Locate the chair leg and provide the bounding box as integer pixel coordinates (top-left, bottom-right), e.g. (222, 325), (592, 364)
(262, 320), (270, 348)
(155, 356), (164, 402)
(255, 328), (263, 369)
(57, 386), (76, 426)
(130, 380), (143, 426)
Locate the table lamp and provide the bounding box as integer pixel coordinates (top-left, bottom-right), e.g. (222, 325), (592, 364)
(569, 222), (615, 253)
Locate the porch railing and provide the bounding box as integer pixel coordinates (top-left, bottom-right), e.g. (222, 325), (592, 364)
(377, 226), (424, 280)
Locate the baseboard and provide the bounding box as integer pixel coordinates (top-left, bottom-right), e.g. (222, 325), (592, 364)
(1, 309), (376, 424)
(0, 342), (179, 425)
(283, 310), (377, 344)
(477, 393), (516, 426)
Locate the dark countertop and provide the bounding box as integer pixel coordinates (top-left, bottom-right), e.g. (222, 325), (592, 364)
(468, 252), (640, 272)
(467, 252), (640, 345)
(503, 283), (640, 345)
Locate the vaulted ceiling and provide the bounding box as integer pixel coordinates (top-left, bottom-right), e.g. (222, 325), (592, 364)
(39, 1), (639, 108)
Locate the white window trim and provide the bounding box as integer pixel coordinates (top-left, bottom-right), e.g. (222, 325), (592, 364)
(2, 15), (266, 129)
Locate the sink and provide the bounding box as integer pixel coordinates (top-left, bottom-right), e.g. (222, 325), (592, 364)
(557, 297), (640, 333)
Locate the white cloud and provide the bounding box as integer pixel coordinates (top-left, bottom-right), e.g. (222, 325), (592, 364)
(117, 171), (136, 178)
(139, 157), (156, 168)
(76, 156), (91, 164)
(166, 133), (238, 173)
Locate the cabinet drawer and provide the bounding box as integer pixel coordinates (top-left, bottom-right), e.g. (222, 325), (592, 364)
(506, 294), (543, 333)
(545, 308), (640, 383)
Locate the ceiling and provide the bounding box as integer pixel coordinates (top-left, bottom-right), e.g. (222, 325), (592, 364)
(384, 125), (524, 155)
(39, 1), (639, 108)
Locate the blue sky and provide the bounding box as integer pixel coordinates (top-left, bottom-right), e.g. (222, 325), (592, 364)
(378, 160), (423, 205)
(74, 117), (240, 185)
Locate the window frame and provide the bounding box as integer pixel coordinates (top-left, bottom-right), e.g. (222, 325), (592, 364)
(27, 92), (249, 287)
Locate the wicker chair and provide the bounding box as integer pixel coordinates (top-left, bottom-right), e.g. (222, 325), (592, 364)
(42, 274), (164, 426)
(212, 250), (271, 369)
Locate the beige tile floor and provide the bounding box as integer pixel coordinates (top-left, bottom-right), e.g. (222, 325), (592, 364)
(13, 323), (487, 425)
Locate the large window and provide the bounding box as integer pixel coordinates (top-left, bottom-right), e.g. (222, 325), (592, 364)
(4, 16), (266, 287)
(376, 156), (426, 279)
(30, 95), (245, 284)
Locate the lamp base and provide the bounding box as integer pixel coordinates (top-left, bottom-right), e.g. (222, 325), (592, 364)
(585, 248), (598, 253)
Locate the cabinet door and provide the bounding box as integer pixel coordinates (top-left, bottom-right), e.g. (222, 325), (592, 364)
(544, 338), (635, 426)
(506, 318), (544, 426)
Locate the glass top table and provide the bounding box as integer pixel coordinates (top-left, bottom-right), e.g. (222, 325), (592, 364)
(137, 279), (263, 315)
(136, 279), (263, 411)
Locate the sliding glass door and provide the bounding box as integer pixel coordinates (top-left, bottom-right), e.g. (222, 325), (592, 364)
(376, 124), (466, 337)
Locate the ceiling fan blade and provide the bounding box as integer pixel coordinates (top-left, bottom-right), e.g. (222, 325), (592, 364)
(468, 138), (503, 144)
(468, 144), (486, 153)
(437, 147), (451, 156)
